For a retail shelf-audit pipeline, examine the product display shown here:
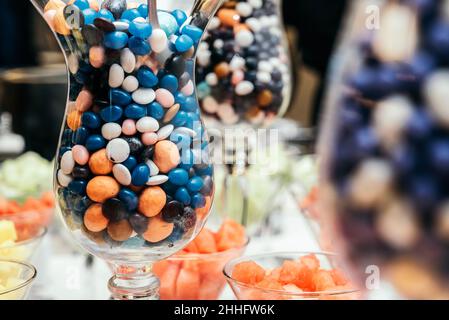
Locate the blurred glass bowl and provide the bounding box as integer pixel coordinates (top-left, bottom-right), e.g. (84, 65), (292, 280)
(0, 209), (52, 241)
(154, 238), (249, 300)
(224, 252), (359, 300)
(0, 227), (47, 262)
(0, 260), (36, 300)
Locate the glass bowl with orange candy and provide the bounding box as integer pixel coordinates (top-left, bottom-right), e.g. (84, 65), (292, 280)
(224, 252), (359, 300)
(153, 219), (248, 300)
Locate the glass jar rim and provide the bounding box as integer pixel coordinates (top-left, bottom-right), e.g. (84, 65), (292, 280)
(0, 260), (37, 296)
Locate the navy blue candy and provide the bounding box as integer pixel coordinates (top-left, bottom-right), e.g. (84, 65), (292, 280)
(74, 0), (90, 10)
(100, 105), (123, 122)
(171, 9), (187, 27)
(168, 168), (189, 186)
(186, 176), (204, 193)
(83, 9), (98, 25)
(195, 164), (213, 177)
(121, 9), (141, 21)
(118, 188), (139, 211)
(125, 104), (147, 119)
(81, 111), (101, 129)
(191, 193), (205, 209)
(175, 187), (191, 205)
(137, 4), (148, 18)
(122, 156), (138, 171)
(97, 8), (115, 21)
(147, 102), (164, 120)
(181, 25), (203, 42)
(175, 35), (194, 53)
(110, 88), (132, 105)
(137, 66), (159, 88)
(73, 127), (89, 145)
(85, 134), (106, 151)
(160, 74), (179, 93)
(128, 36), (151, 55)
(131, 164), (150, 186)
(73, 196), (91, 213)
(104, 31), (128, 49)
(171, 111), (187, 127)
(68, 179), (87, 196)
(129, 21), (152, 39)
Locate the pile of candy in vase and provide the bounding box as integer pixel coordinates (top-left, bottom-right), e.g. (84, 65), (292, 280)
(43, 0), (214, 255)
(195, 0), (291, 126)
(153, 219), (247, 300)
(320, 0), (449, 298)
(231, 254), (357, 300)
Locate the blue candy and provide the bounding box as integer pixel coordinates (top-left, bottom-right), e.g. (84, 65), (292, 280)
(81, 111), (101, 129)
(82, 8), (98, 25)
(74, 0), (90, 10)
(181, 25), (203, 42)
(179, 149), (194, 170)
(158, 11), (179, 36)
(100, 105), (123, 122)
(170, 132), (191, 146)
(68, 179), (87, 196)
(197, 82), (211, 100)
(191, 193), (206, 209)
(147, 102), (164, 120)
(128, 36), (151, 55)
(171, 9), (187, 27)
(97, 8), (115, 21)
(175, 187), (191, 205)
(104, 31), (128, 49)
(72, 127), (89, 145)
(73, 196), (91, 213)
(171, 111), (187, 127)
(168, 168), (189, 186)
(175, 92), (187, 106)
(125, 104), (147, 119)
(122, 156), (138, 171)
(195, 164), (213, 177)
(185, 112), (199, 128)
(131, 164), (150, 186)
(121, 9), (141, 21)
(85, 134), (106, 151)
(137, 4), (149, 18)
(137, 66), (159, 88)
(182, 97), (198, 112)
(175, 35), (194, 53)
(110, 88), (132, 105)
(129, 21), (152, 39)
(118, 188), (139, 211)
(187, 176), (204, 193)
(160, 74), (179, 93)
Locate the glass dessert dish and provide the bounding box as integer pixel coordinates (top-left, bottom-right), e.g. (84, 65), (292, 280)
(319, 0), (449, 298)
(0, 260), (37, 300)
(31, 0), (223, 299)
(195, 0), (293, 129)
(224, 252), (359, 300)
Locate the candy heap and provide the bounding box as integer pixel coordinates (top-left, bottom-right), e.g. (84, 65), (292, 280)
(44, 0), (214, 250)
(153, 219), (247, 300)
(195, 0), (291, 126)
(231, 254), (355, 300)
(323, 0), (449, 297)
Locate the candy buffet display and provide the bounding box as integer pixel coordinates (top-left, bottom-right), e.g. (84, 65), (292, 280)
(195, 0), (292, 127)
(153, 219), (247, 300)
(319, 0), (449, 298)
(224, 252), (358, 300)
(32, 0), (223, 299)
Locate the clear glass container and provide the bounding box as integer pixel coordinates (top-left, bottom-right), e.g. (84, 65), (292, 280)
(319, 0), (449, 299)
(0, 260), (37, 300)
(31, 0), (223, 299)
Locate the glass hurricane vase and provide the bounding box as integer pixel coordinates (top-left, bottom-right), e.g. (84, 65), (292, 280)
(31, 0), (223, 299)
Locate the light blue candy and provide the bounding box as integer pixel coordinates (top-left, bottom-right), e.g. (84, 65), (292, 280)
(104, 31), (128, 49)
(97, 8), (115, 21)
(171, 111), (187, 127)
(129, 21), (152, 39)
(182, 97), (198, 112)
(82, 8), (97, 25)
(175, 35), (194, 53)
(168, 168), (189, 186)
(128, 36), (151, 55)
(187, 176), (204, 193)
(74, 0), (89, 10)
(197, 82), (211, 100)
(171, 9), (187, 27)
(137, 4), (149, 18)
(121, 9), (141, 21)
(158, 11), (179, 36)
(181, 25), (203, 42)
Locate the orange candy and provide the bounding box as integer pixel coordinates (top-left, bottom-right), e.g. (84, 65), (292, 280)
(89, 46), (105, 68)
(44, 0), (65, 12)
(84, 203), (108, 232)
(217, 9), (240, 27)
(232, 261), (265, 285)
(86, 176), (120, 203)
(89, 149), (113, 175)
(142, 215), (174, 243)
(153, 141), (180, 173)
(53, 7), (71, 35)
(67, 110), (82, 130)
(138, 187), (166, 217)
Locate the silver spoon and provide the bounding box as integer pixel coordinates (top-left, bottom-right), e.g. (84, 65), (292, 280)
(148, 0), (159, 28)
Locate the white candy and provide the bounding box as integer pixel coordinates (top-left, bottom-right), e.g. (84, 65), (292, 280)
(136, 117), (159, 133)
(101, 123), (122, 140)
(259, 16), (272, 27)
(106, 138), (130, 163)
(246, 17), (261, 32)
(208, 16), (221, 30)
(236, 30), (254, 48)
(120, 48), (136, 73)
(146, 160), (160, 177)
(132, 88), (156, 104)
(202, 96), (219, 113)
(109, 64), (125, 88)
(133, 17), (146, 23)
(425, 70), (449, 127)
(113, 164), (132, 186)
(235, 81), (254, 96)
(197, 50), (211, 67)
(217, 102), (236, 121)
(113, 21), (129, 31)
(198, 42), (209, 51)
(122, 75), (139, 92)
(213, 39), (224, 50)
(230, 56), (246, 71)
(258, 61), (273, 73)
(236, 2), (253, 17)
(248, 0), (263, 9)
(257, 71), (271, 83)
(57, 169), (72, 187)
(146, 175), (169, 186)
(205, 73), (218, 86)
(157, 124), (175, 140)
(60, 151), (75, 175)
(149, 28), (168, 53)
